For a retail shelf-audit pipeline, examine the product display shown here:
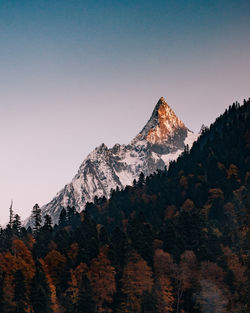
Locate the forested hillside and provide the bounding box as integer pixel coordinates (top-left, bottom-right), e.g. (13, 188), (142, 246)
(0, 99), (249, 313)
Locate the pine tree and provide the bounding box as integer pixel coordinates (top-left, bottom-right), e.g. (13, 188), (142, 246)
(138, 172), (145, 186)
(98, 225), (109, 246)
(13, 214), (22, 234)
(44, 214), (52, 229)
(67, 206), (76, 223)
(14, 270), (27, 313)
(59, 208), (67, 227)
(30, 261), (52, 313)
(77, 274), (96, 313)
(32, 203), (42, 235)
(9, 200), (14, 228)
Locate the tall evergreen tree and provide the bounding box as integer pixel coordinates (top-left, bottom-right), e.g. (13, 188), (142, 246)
(13, 214), (22, 234)
(30, 261), (52, 313)
(59, 208), (67, 227)
(44, 214), (52, 229)
(14, 270), (27, 313)
(77, 274), (96, 313)
(67, 206), (76, 223)
(9, 200), (14, 228)
(32, 203), (42, 235)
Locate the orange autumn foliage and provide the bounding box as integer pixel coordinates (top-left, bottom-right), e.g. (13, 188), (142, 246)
(64, 262), (89, 308)
(44, 249), (66, 286)
(12, 239), (35, 285)
(0, 252), (17, 310)
(154, 249), (174, 312)
(88, 247), (116, 312)
(179, 250), (198, 290)
(200, 261), (226, 286)
(39, 258), (60, 313)
(154, 249), (174, 278)
(180, 199), (195, 212)
(154, 249), (198, 313)
(121, 251), (153, 313)
(222, 246), (247, 287)
(0, 240), (35, 312)
(156, 277), (174, 313)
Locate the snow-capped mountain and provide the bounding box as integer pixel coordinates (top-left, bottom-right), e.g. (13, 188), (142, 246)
(26, 97), (198, 226)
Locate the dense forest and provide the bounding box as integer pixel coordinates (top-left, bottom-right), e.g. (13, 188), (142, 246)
(0, 99), (249, 313)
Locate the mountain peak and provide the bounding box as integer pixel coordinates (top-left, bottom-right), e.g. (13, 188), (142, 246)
(136, 97), (187, 144)
(158, 96), (167, 103)
(25, 96), (197, 226)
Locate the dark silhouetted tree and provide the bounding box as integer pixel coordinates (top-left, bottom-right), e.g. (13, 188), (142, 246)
(32, 203), (42, 235)
(14, 270), (27, 313)
(30, 261), (52, 313)
(59, 208), (67, 227)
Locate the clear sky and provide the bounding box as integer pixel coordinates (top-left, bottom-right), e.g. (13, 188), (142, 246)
(0, 0), (249, 225)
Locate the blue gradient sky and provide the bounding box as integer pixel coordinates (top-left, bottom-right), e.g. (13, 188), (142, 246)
(0, 0), (249, 224)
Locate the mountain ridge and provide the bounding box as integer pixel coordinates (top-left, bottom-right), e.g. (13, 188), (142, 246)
(26, 97), (198, 226)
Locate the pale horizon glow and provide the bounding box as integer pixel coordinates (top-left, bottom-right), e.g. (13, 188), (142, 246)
(0, 0), (250, 225)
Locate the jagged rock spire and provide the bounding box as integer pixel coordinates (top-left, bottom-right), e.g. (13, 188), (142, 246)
(137, 97), (187, 144)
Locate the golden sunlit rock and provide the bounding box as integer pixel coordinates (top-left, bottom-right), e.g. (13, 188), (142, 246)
(145, 97), (185, 144)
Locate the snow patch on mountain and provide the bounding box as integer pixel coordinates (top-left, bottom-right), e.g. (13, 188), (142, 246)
(25, 97), (198, 226)
(185, 131), (199, 147)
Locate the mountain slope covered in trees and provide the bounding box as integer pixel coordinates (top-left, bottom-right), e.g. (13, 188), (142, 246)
(0, 99), (249, 313)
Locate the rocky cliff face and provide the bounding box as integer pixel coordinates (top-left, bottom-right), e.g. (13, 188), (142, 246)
(138, 97), (186, 144)
(26, 97), (198, 226)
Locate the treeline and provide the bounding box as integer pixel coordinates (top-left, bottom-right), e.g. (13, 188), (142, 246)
(0, 99), (249, 313)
